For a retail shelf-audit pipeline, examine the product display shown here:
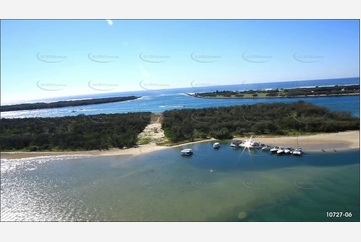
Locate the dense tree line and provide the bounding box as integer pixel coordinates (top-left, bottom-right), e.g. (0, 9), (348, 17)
(162, 101), (359, 142)
(284, 85), (359, 97)
(0, 112), (151, 151)
(1, 96), (140, 112)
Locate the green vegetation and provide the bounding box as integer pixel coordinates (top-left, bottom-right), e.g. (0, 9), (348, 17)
(0, 112), (151, 151)
(0, 96), (140, 112)
(137, 137), (152, 145)
(1, 101), (359, 151)
(162, 101), (359, 143)
(190, 85), (360, 99)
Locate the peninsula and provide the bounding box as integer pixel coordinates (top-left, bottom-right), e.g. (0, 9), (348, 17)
(187, 84), (359, 99)
(0, 96), (140, 112)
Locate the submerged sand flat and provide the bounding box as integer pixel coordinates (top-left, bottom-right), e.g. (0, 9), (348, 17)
(1, 131), (359, 160)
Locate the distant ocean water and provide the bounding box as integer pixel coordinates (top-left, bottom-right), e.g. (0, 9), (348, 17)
(1, 77), (360, 118)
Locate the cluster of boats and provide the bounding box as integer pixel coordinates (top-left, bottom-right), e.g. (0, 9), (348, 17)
(180, 143), (220, 156)
(180, 136), (303, 156)
(230, 137), (303, 155)
(268, 146), (302, 155)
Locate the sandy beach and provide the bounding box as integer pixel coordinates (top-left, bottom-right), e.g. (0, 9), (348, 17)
(251, 130), (360, 151)
(1, 131), (359, 160)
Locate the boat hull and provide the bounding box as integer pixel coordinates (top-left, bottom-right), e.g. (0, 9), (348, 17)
(181, 152), (193, 156)
(181, 149), (193, 156)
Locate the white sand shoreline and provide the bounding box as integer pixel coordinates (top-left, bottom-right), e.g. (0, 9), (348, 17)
(1, 131), (359, 160)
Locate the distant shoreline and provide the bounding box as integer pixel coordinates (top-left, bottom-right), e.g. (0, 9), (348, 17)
(0, 96), (140, 112)
(186, 83), (360, 99)
(186, 93), (359, 99)
(2, 131), (359, 160)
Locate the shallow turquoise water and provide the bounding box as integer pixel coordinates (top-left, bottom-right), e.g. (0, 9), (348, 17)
(1, 143), (359, 222)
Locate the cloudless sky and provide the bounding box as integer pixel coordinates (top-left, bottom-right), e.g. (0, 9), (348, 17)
(1, 19), (359, 103)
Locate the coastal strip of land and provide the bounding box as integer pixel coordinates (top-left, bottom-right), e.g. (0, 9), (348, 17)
(187, 93), (359, 99)
(187, 84), (360, 99)
(1, 131), (359, 160)
(0, 96), (140, 112)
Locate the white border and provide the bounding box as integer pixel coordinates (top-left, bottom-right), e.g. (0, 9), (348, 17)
(1, 0), (361, 18)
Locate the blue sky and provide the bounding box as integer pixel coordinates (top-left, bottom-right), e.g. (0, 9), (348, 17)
(1, 19), (359, 104)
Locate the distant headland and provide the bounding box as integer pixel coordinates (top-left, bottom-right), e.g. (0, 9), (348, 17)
(0, 96), (140, 112)
(187, 84), (359, 99)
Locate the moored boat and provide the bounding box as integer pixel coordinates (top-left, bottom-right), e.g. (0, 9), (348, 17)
(181, 148), (193, 156)
(293, 148), (303, 155)
(284, 147), (292, 154)
(292, 135), (302, 155)
(213, 142), (220, 149)
(270, 146), (280, 152)
(277, 147), (285, 154)
(239, 136), (262, 149)
(252, 142), (262, 149)
(230, 140), (242, 148)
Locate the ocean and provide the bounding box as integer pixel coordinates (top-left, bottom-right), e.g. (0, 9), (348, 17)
(1, 77), (360, 222)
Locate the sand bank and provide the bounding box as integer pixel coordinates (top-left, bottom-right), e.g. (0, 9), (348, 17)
(250, 130), (359, 151)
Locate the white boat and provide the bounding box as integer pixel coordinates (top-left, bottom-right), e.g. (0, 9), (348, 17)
(292, 136), (302, 155)
(261, 145), (269, 150)
(213, 142), (220, 149)
(252, 142), (262, 149)
(277, 147), (285, 154)
(231, 140), (242, 148)
(270, 146), (280, 152)
(293, 148), (302, 155)
(180, 148), (193, 156)
(284, 147), (292, 154)
(239, 136), (262, 149)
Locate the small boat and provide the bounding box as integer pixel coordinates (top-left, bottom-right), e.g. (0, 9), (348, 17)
(277, 147), (285, 154)
(293, 148), (302, 155)
(181, 148), (193, 156)
(252, 142), (262, 149)
(261, 145), (269, 150)
(292, 136), (302, 155)
(284, 147), (292, 154)
(213, 142), (220, 149)
(239, 136), (261, 149)
(270, 146), (280, 152)
(230, 140), (242, 148)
